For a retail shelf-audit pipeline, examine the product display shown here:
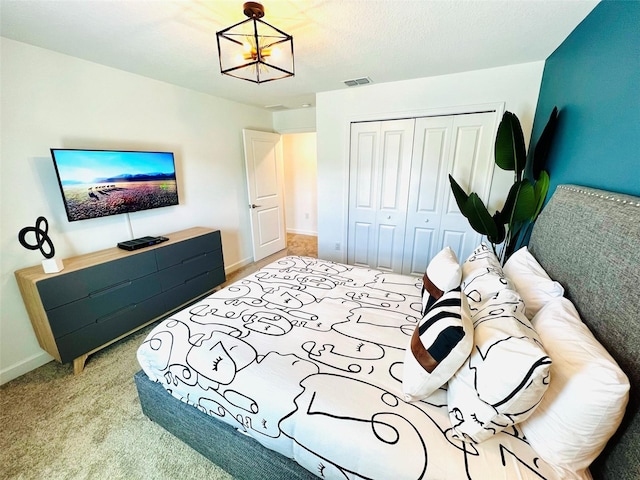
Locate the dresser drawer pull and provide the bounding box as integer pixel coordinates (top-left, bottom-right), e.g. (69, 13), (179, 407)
(180, 252), (206, 265)
(96, 303), (136, 323)
(182, 271), (209, 285)
(89, 280), (133, 298)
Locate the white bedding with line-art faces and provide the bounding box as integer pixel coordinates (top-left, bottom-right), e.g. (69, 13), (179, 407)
(137, 254), (586, 480)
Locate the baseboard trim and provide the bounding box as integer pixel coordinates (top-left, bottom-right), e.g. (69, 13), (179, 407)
(286, 229), (318, 236)
(0, 351), (53, 385)
(224, 256), (254, 275)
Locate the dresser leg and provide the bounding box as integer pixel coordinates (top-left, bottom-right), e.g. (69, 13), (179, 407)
(73, 354), (89, 375)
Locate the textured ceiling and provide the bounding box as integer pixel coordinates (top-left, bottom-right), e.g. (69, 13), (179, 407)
(0, 0), (599, 110)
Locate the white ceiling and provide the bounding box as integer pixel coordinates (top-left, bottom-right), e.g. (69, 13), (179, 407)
(0, 0), (599, 111)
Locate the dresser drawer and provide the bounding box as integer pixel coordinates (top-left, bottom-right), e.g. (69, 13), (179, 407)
(157, 248), (224, 291)
(46, 273), (162, 338)
(155, 231), (221, 270)
(54, 294), (167, 363)
(163, 266), (226, 311)
(37, 251), (157, 310)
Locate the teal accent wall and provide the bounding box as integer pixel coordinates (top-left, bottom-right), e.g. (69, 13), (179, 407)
(531, 0), (640, 197)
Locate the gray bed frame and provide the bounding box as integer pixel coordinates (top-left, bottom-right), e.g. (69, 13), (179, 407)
(135, 184), (639, 480)
(528, 185), (639, 480)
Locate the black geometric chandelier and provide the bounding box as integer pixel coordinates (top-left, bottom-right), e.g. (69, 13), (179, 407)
(216, 2), (294, 84)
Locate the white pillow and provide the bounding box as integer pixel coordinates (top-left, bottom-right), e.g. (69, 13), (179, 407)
(521, 297), (630, 476)
(421, 246), (462, 315)
(403, 287), (473, 402)
(461, 244), (512, 316)
(447, 288), (551, 443)
(503, 246), (565, 319)
(461, 242), (502, 279)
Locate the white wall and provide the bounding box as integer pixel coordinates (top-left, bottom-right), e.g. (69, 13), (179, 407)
(283, 133), (318, 236)
(273, 107), (316, 133)
(316, 61), (545, 261)
(0, 38), (273, 384)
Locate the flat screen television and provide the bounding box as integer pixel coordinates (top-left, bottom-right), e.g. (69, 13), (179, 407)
(51, 148), (179, 222)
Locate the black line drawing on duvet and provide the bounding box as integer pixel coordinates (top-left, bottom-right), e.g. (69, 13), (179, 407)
(137, 256), (555, 480)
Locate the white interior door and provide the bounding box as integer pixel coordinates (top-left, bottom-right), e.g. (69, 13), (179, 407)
(402, 116), (453, 275)
(243, 129), (286, 261)
(347, 119), (415, 271)
(402, 112), (497, 273)
(401, 112), (497, 273)
(439, 112), (497, 262)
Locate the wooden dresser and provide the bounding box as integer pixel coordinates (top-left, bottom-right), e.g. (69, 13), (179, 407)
(14, 227), (225, 374)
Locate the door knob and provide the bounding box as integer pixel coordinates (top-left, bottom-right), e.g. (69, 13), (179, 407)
(249, 204), (262, 209)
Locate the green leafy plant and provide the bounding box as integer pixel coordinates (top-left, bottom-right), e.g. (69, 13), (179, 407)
(449, 107), (558, 263)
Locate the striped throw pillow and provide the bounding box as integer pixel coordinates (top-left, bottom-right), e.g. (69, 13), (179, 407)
(403, 287), (473, 402)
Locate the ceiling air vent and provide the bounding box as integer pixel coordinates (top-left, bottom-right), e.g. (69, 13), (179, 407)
(343, 77), (372, 87)
(264, 104), (289, 111)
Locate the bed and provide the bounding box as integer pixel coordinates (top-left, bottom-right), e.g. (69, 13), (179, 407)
(134, 184), (639, 480)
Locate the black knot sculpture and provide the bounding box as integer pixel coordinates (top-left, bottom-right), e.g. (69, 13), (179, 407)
(18, 216), (55, 259)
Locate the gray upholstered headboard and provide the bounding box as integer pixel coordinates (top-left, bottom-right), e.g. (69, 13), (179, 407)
(528, 184), (640, 480)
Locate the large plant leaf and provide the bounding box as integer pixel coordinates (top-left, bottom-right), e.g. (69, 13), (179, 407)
(506, 171), (550, 259)
(514, 181), (536, 222)
(495, 111), (526, 176)
(449, 174), (502, 245)
(463, 193), (499, 240)
(490, 211), (506, 245)
(507, 219), (525, 243)
(498, 183), (517, 225)
(532, 107), (559, 180)
(448, 174), (470, 212)
(532, 170), (550, 219)
(503, 180), (536, 224)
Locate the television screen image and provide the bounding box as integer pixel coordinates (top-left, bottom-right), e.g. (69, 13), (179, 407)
(51, 149), (179, 222)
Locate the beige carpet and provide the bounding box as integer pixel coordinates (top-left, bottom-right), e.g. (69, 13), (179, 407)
(0, 234), (317, 480)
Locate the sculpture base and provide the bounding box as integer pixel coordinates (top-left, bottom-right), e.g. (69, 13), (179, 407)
(42, 258), (64, 274)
